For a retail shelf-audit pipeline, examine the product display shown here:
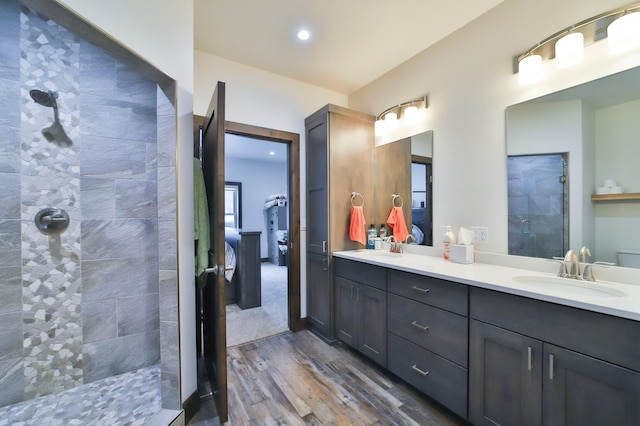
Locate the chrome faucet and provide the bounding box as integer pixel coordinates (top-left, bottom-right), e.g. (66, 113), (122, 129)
(564, 249), (580, 279)
(387, 236), (402, 253)
(404, 234), (416, 245)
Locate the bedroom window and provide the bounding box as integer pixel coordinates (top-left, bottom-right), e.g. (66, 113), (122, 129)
(225, 182), (242, 228)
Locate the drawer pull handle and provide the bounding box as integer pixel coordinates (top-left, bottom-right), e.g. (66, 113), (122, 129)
(363, 344), (380, 355)
(549, 354), (555, 380)
(411, 365), (429, 376)
(527, 346), (533, 371)
(411, 321), (429, 332)
(411, 285), (429, 293)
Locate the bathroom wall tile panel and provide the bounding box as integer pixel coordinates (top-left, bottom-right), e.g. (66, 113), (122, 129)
(147, 142), (158, 178)
(0, 80), (20, 128)
(0, 173), (20, 218)
(0, 220), (20, 267)
(0, 0), (20, 80)
(157, 84), (174, 117)
(115, 179), (157, 218)
(161, 371), (180, 410)
(80, 177), (116, 218)
(158, 167), (176, 219)
(0, 357), (23, 407)
(82, 257), (159, 302)
(158, 219), (177, 270)
(157, 114), (176, 168)
(79, 39), (116, 99)
(0, 312), (22, 360)
(0, 126), (20, 173)
(80, 94), (156, 143)
(159, 321), (178, 374)
(0, 266), (21, 314)
(115, 62), (156, 106)
(80, 135), (147, 179)
(82, 298), (117, 344)
(117, 293), (160, 337)
(83, 331), (160, 383)
(81, 218), (158, 261)
(159, 270), (178, 322)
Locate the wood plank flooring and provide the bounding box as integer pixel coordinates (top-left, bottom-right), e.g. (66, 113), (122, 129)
(223, 330), (467, 425)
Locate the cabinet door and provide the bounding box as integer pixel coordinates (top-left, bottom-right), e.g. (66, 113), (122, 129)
(335, 276), (358, 348)
(306, 114), (328, 256)
(307, 252), (332, 341)
(359, 284), (387, 367)
(543, 344), (640, 426)
(469, 320), (543, 426)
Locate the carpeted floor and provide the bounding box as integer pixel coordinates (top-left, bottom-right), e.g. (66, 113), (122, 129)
(226, 262), (289, 347)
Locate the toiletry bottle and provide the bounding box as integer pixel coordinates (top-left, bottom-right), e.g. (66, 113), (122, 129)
(367, 225), (378, 250)
(443, 226), (456, 260)
(379, 224), (388, 240)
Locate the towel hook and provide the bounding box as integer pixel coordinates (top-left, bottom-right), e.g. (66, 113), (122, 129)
(392, 194), (403, 208)
(351, 192), (364, 207)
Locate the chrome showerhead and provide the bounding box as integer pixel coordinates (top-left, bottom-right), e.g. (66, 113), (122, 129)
(29, 89), (58, 108)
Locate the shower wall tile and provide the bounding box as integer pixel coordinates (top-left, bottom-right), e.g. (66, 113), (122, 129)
(0, 220), (20, 267)
(0, 0), (20, 81)
(115, 179), (157, 218)
(80, 94), (156, 143)
(82, 257), (159, 302)
(115, 63), (156, 106)
(83, 331), (160, 383)
(80, 177), (116, 218)
(81, 135), (147, 179)
(0, 357), (23, 407)
(157, 83), (175, 117)
(81, 218), (158, 261)
(79, 40), (116, 99)
(82, 298), (117, 344)
(0, 266), (21, 314)
(159, 270), (178, 322)
(158, 219), (177, 270)
(160, 322), (178, 374)
(161, 371), (180, 411)
(157, 167), (176, 219)
(117, 293), (160, 337)
(0, 79), (20, 128)
(157, 114), (176, 167)
(0, 126), (20, 173)
(0, 173), (20, 218)
(0, 312), (22, 361)
(146, 142), (158, 178)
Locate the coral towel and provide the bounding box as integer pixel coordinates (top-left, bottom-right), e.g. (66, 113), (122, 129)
(349, 205), (367, 246)
(387, 206), (409, 242)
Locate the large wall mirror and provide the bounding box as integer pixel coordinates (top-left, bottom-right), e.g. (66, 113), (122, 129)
(506, 66), (640, 268)
(374, 130), (433, 246)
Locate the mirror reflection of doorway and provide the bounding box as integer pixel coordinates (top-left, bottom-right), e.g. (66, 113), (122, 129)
(224, 134), (290, 347)
(507, 153), (568, 259)
(411, 158), (432, 246)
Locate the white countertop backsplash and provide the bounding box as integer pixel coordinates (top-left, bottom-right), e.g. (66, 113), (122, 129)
(333, 245), (640, 321)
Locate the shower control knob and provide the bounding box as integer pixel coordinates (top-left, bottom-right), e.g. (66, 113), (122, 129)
(35, 207), (70, 234)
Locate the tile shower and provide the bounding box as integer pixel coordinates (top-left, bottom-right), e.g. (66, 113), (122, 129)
(0, 0), (179, 422)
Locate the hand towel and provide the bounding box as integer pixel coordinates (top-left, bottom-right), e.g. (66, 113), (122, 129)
(194, 158), (210, 288)
(387, 206), (409, 242)
(349, 205), (367, 246)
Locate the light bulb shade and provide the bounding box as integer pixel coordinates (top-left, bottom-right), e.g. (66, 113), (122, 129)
(608, 12), (640, 54)
(403, 105), (419, 123)
(374, 119), (387, 136)
(518, 54), (542, 85)
(555, 32), (584, 68)
(384, 111), (398, 122)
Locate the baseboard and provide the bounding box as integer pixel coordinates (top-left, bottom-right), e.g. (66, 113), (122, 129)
(293, 317), (307, 333)
(182, 389), (199, 424)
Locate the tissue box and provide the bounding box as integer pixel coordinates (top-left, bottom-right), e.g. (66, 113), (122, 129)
(450, 244), (474, 264)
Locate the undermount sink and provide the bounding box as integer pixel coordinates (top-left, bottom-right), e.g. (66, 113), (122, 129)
(357, 250), (403, 258)
(512, 275), (627, 298)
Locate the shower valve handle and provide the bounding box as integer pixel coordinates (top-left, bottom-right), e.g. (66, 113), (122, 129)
(35, 208), (70, 234)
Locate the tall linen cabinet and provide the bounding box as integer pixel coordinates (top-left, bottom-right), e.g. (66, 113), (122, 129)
(305, 104), (374, 343)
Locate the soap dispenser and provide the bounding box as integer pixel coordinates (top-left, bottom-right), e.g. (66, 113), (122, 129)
(443, 226), (456, 260)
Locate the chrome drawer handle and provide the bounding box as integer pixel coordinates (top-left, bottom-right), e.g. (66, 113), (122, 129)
(411, 285), (429, 293)
(411, 365), (429, 376)
(411, 321), (429, 332)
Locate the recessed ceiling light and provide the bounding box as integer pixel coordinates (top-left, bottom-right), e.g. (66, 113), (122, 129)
(269, 151), (275, 156)
(297, 29), (310, 41)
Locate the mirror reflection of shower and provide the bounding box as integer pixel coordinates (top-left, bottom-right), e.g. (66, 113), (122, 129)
(29, 89), (72, 146)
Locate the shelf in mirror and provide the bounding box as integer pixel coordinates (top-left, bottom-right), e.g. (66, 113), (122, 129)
(591, 192), (640, 202)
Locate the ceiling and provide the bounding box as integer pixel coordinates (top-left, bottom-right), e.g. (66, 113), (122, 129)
(194, 0), (505, 95)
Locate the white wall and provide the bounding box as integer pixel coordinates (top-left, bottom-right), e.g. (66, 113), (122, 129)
(349, 0), (640, 254)
(56, 0), (197, 403)
(226, 157), (288, 259)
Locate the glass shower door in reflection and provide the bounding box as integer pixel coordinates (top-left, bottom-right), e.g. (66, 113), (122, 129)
(508, 154), (568, 259)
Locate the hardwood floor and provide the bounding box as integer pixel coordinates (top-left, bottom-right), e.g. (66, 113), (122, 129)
(216, 330), (466, 425)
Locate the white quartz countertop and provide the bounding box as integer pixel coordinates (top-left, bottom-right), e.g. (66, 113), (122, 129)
(333, 250), (640, 321)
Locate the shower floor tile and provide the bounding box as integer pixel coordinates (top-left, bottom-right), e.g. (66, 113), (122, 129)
(0, 364), (161, 426)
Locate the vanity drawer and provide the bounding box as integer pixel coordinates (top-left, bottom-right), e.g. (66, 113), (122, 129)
(388, 270), (468, 315)
(388, 293), (468, 367)
(334, 257), (386, 291)
(388, 333), (468, 419)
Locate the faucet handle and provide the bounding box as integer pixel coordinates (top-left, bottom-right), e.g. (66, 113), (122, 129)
(552, 259), (568, 277)
(581, 264), (596, 282)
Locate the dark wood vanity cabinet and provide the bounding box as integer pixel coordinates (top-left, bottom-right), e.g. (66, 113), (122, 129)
(469, 287), (640, 426)
(334, 258), (387, 367)
(386, 270), (469, 419)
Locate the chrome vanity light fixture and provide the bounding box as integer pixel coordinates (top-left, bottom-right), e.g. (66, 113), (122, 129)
(374, 96), (428, 136)
(515, 1), (640, 85)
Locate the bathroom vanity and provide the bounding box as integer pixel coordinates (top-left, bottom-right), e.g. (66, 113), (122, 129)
(332, 250), (640, 425)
